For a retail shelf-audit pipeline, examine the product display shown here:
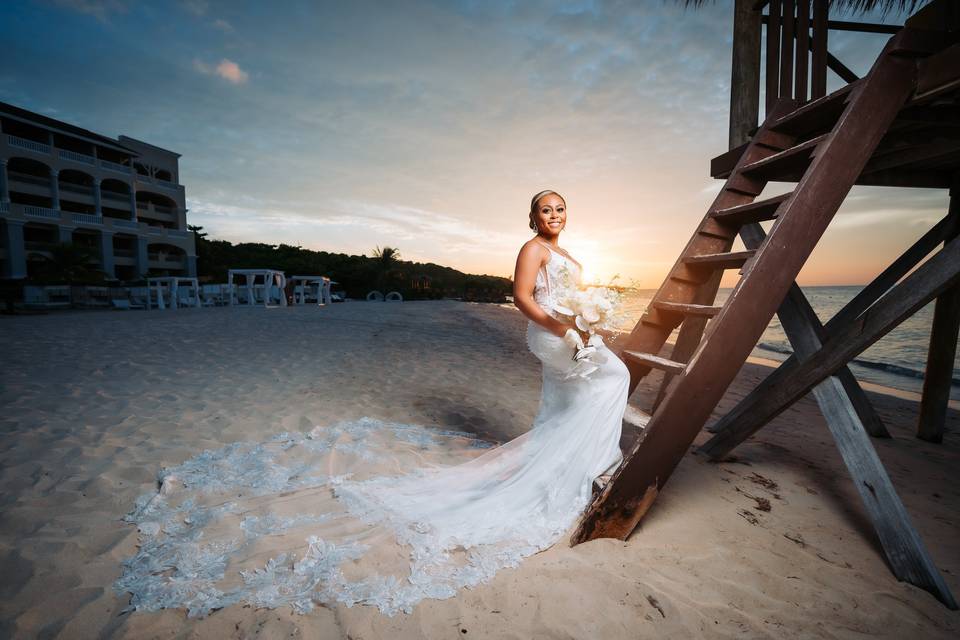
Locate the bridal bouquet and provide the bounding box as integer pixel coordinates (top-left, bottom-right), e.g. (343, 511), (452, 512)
(552, 277), (625, 380)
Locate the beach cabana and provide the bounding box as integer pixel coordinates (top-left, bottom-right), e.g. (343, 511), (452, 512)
(290, 275), (332, 305)
(574, 0), (960, 609)
(147, 277), (201, 310)
(227, 269), (287, 308)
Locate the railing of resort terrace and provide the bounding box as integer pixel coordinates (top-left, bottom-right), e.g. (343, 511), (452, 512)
(58, 149), (96, 165)
(99, 158), (132, 174)
(71, 213), (103, 225)
(7, 134), (51, 155)
(23, 205), (60, 220)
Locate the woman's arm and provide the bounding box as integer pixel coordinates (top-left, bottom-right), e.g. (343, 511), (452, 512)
(513, 242), (574, 337)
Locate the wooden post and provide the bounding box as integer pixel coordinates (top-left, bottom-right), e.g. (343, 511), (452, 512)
(811, 0), (828, 98)
(766, 0), (782, 113)
(918, 178), (960, 442)
(780, 0), (796, 100)
(795, 0), (810, 102)
(729, 0), (762, 149)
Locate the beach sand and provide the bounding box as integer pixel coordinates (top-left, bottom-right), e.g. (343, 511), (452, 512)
(0, 300), (957, 639)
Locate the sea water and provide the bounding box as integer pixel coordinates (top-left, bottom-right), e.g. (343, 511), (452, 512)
(617, 285), (960, 402)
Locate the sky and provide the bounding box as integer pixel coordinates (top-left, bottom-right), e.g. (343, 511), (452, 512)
(1, 0), (948, 287)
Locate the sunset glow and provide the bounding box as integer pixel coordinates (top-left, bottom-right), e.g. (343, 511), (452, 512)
(0, 1), (934, 287)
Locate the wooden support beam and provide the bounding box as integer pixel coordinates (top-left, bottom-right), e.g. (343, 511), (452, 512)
(918, 181), (960, 442)
(795, 0), (810, 103)
(739, 223), (890, 437)
(705, 212), (956, 443)
(700, 235), (960, 460)
(575, 42), (917, 547)
(811, 0), (828, 98)
(730, 0), (763, 149)
(780, 0), (796, 100)
(814, 373), (957, 608)
(766, 0), (782, 112)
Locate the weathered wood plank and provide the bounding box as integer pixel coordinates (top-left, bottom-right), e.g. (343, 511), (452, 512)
(711, 192), (791, 225)
(780, 0), (796, 100)
(766, 0), (783, 111)
(622, 351), (685, 375)
(815, 374), (957, 608)
(730, 0), (763, 149)
(811, 0), (828, 98)
(685, 250), (756, 270)
(795, 0), (810, 103)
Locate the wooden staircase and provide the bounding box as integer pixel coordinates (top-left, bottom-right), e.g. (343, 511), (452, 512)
(570, 24), (959, 608)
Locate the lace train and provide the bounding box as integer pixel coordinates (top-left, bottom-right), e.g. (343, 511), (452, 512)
(115, 247), (631, 617)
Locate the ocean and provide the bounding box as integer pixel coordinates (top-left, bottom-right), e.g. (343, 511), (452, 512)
(617, 286), (960, 402)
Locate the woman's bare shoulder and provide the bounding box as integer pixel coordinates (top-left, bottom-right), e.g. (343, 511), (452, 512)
(518, 237), (548, 258)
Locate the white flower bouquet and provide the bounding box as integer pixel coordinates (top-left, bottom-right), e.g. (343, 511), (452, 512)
(551, 274), (625, 380)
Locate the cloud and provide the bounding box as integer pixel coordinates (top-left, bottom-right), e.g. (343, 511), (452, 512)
(179, 0), (208, 16)
(212, 18), (234, 32)
(193, 58), (249, 84)
(50, 0), (129, 22)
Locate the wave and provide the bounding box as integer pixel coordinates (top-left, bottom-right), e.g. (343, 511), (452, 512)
(754, 343), (960, 387)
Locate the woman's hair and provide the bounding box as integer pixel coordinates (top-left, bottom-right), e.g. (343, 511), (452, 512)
(528, 189), (565, 231)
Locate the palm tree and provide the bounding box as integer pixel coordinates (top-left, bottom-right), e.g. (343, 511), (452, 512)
(371, 246), (401, 293)
(675, 0), (927, 13)
(35, 242), (104, 284)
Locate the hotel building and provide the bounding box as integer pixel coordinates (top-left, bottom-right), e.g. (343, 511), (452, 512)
(0, 101), (196, 281)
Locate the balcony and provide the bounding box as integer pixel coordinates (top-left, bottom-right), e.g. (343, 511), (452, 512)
(112, 219), (138, 229)
(0, 201), (8, 214)
(7, 135), (51, 155)
(168, 229), (192, 238)
(60, 182), (94, 196)
(102, 190), (131, 203)
(23, 205), (61, 220)
(100, 158), (132, 174)
(71, 213), (103, 226)
(8, 171), (51, 187)
(58, 149), (96, 166)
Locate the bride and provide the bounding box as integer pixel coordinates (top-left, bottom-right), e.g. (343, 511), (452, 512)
(115, 189), (631, 617)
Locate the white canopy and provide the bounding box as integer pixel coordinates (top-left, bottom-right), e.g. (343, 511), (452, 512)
(290, 275), (332, 305)
(146, 277), (201, 310)
(227, 269), (287, 308)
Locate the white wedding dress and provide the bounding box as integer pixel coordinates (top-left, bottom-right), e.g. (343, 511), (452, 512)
(115, 245), (631, 617)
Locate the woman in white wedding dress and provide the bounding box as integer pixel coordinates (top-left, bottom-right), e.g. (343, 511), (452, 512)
(115, 189), (631, 617)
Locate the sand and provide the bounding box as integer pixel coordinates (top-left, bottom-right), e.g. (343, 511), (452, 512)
(0, 300), (957, 639)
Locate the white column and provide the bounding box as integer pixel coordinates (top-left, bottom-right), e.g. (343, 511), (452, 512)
(93, 177), (102, 216)
(50, 169), (60, 210)
(0, 158), (9, 203)
(99, 230), (115, 279)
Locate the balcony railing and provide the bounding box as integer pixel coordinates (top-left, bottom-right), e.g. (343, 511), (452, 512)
(0, 201), (8, 214)
(7, 135), (51, 155)
(59, 149), (96, 166)
(100, 159), (132, 174)
(168, 229), (192, 238)
(112, 219), (138, 228)
(113, 248), (136, 258)
(72, 212), (103, 225)
(23, 205), (61, 220)
(146, 226), (163, 235)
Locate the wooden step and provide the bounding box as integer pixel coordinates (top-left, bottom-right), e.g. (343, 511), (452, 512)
(739, 134), (830, 181)
(684, 249), (756, 270)
(653, 301), (723, 317)
(770, 81), (861, 136)
(622, 351), (685, 375)
(710, 193), (792, 226)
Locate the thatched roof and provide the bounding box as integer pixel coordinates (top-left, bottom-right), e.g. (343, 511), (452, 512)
(676, 0), (929, 17)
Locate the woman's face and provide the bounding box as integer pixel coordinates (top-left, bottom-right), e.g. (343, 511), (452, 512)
(534, 194), (566, 236)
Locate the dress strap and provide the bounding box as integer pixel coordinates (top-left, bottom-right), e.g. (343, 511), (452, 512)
(533, 238), (583, 271)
